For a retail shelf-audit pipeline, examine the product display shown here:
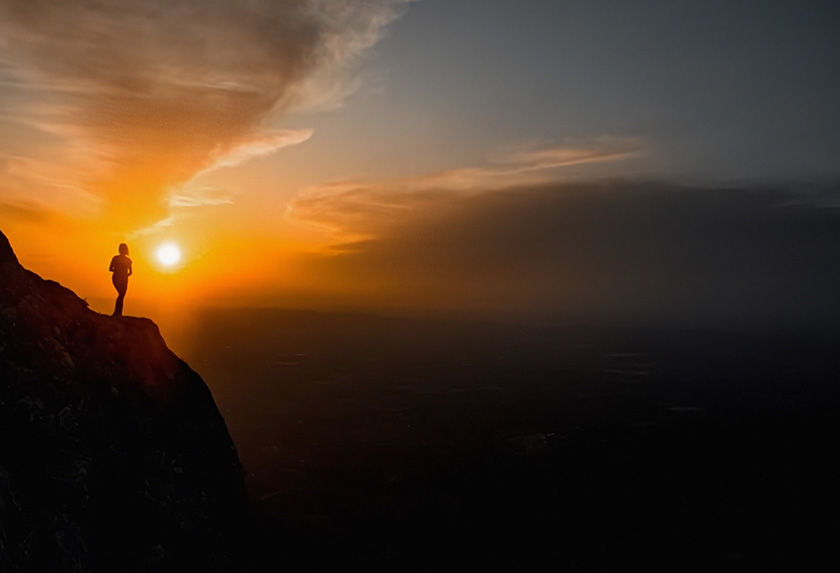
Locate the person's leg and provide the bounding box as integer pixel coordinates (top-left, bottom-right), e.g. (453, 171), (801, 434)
(113, 291), (124, 316)
(113, 278), (127, 316)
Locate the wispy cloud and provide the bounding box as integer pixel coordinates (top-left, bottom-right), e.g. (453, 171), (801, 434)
(492, 137), (643, 170)
(289, 138), (645, 238)
(199, 128), (314, 174)
(127, 128), (314, 236)
(128, 216), (176, 239)
(0, 152), (103, 217)
(167, 187), (234, 209)
(0, 0), (411, 225)
(0, 199), (66, 226)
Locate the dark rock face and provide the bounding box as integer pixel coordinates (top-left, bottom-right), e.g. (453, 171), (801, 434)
(0, 230), (248, 571)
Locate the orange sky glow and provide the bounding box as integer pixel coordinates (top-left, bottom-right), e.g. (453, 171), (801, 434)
(3, 1), (840, 333)
(0, 0), (638, 324)
(0, 1), (417, 320)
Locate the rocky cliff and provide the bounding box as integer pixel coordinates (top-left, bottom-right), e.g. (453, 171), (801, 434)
(0, 230), (249, 571)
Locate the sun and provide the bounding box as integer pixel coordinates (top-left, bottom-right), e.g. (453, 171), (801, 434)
(156, 242), (182, 268)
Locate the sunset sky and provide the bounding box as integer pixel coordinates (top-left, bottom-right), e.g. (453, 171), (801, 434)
(2, 1), (840, 326)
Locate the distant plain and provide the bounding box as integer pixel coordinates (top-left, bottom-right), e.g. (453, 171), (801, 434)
(169, 309), (840, 567)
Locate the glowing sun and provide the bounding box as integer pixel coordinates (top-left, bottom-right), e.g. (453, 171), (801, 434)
(156, 243), (182, 268)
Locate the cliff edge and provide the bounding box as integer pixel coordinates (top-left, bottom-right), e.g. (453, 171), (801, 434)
(0, 230), (249, 571)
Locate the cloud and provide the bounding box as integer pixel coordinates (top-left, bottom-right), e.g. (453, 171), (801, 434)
(124, 128), (314, 236)
(128, 216), (176, 239)
(0, 199), (62, 225)
(290, 183), (452, 242)
(289, 139), (646, 238)
(199, 128), (314, 173)
(0, 152), (102, 217)
(289, 178), (840, 326)
(167, 187), (234, 209)
(0, 0), (411, 225)
(493, 137), (643, 170)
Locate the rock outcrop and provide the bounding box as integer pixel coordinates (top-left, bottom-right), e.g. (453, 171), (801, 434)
(0, 230), (249, 571)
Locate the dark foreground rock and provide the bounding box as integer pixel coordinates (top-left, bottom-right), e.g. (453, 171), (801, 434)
(0, 230), (249, 571)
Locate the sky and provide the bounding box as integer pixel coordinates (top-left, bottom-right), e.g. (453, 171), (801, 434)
(1, 1), (840, 326)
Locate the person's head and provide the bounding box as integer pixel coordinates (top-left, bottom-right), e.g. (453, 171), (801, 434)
(118, 243), (129, 256)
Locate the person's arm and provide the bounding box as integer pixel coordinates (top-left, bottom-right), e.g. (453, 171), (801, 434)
(127, 260), (133, 277)
(109, 256), (116, 272)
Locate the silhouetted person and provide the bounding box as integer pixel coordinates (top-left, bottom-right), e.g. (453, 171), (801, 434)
(109, 243), (133, 316)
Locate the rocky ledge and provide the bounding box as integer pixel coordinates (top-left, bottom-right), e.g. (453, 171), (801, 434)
(0, 230), (249, 571)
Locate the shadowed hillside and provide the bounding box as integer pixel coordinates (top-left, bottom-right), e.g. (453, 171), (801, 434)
(0, 230), (249, 571)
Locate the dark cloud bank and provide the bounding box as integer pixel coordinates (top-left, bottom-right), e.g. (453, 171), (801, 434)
(296, 181), (840, 327)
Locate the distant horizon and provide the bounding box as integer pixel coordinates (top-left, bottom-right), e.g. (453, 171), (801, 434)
(19, 175), (836, 334)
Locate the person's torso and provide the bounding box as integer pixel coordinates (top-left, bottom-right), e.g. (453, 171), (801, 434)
(111, 255), (131, 277)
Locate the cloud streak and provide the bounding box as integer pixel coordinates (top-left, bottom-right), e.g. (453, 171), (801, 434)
(289, 139), (645, 240)
(492, 137), (643, 171)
